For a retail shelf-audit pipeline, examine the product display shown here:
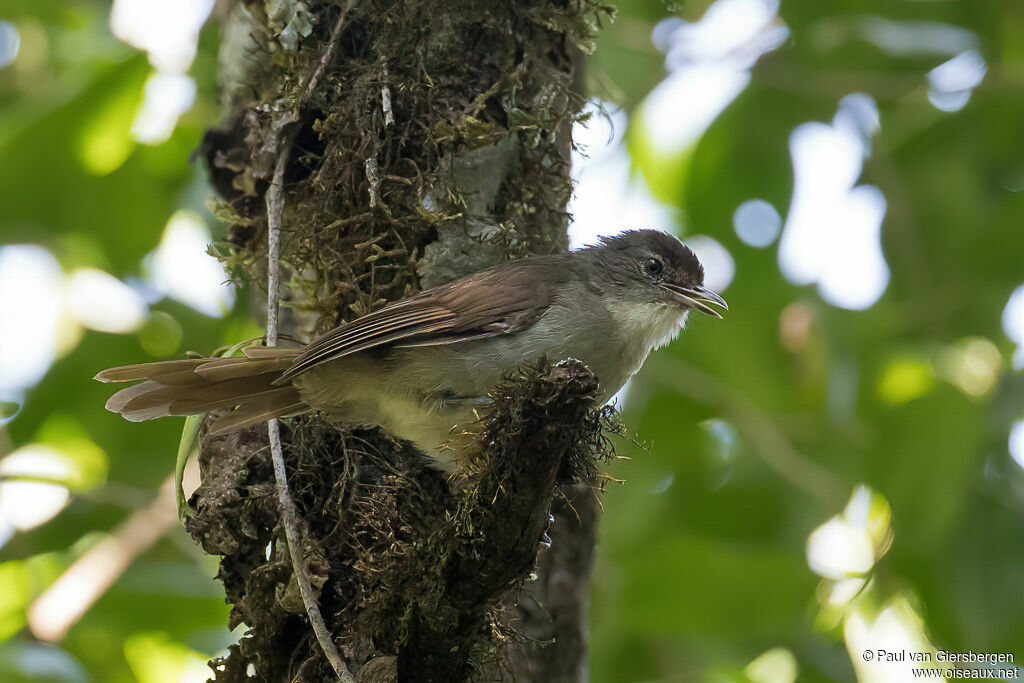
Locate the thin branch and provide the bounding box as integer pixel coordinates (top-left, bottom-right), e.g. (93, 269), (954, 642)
(265, 141), (288, 347)
(364, 157), (380, 208)
(268, 419), (352, 681)
(649, 355), (846, 508)
(302, 2), (356, 102)
(381, 63), (394, 127)
(265, 134), (354, 683)
(266, 0), (353, 342)
(28, 474), (178, 642)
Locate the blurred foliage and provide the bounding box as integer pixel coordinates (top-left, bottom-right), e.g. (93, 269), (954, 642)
(589, 0), (1024, 681)
(0, 1), (242, 681)
(0, 0), (1021, 682)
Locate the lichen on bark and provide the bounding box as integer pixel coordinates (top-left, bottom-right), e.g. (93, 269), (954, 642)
(187, 360), (619, 680)
(191, 0), (617, 680)
(204, 0), (611, 332)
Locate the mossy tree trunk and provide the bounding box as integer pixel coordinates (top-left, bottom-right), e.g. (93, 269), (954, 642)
(189, 1), (612, 680)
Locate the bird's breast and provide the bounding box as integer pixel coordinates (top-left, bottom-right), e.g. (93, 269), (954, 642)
(601, 300), (687, 392)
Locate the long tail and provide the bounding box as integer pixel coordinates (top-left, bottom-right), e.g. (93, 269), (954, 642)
(95, 346), (308, 435)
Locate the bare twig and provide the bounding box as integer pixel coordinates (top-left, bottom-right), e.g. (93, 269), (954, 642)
(381, 63), (394, 127)
(649, 355), (846, 508)
(265, 132), (354, 683)
(268, 419), (352, 682)
(28, 474), (178, 642)
(365, 157), (381, 208)
(302, 2), (356, 102)
(265, 143), (288, 347)
(382, 88), (394, 125)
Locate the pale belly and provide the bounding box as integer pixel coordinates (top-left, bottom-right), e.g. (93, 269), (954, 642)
(294, 301), (687, 468)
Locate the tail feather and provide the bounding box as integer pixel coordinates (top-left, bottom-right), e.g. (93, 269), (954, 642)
(168, 385), (293, 414)
(243, 345), (300, 359)
(208, 397), (309, 435)
(95, 359), (208, 384)
(194, 355), (296, 382)
(97, 347), (309, 433)
(106, 380), (172, 419)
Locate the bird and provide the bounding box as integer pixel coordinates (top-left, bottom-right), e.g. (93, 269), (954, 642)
(96, 229), (727, 467)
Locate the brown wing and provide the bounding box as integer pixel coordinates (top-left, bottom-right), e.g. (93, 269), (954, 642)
(274, 258), (563, 384)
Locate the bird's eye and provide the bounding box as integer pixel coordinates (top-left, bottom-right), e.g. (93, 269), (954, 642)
(643, 258), (664, 277)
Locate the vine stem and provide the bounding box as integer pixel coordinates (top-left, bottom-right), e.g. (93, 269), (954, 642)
(263, 6), (360, 679)
(264, 125), (355, 683)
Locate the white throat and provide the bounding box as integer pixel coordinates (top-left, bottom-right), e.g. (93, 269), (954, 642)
(606, 300), (688, 374)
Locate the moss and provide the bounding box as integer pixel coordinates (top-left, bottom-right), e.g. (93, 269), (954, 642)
(192, 0), (616, 679)
(187, 359), (617, 681)
(202, 0), (609, 333)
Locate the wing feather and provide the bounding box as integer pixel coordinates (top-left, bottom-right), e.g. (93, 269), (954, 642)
(276, 306), (456, 383)
(275, 257), (568, 383)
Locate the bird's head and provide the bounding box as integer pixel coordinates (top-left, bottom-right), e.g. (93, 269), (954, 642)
(584, 229), (728, 318)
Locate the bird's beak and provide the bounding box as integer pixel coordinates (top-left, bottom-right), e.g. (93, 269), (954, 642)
(660, 283), (729, 319)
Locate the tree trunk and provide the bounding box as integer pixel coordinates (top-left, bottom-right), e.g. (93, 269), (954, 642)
(188, 1), (611, 680)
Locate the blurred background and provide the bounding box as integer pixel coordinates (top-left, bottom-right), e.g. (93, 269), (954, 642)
(0, 0), (1021, 681)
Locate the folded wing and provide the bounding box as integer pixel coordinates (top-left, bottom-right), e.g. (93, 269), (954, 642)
(275, 258), (561, 383)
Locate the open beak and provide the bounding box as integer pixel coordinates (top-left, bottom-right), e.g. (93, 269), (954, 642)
(660, 283), (729, 319)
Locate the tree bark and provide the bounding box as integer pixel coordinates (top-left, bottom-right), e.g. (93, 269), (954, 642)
(188, 1), (612, 680)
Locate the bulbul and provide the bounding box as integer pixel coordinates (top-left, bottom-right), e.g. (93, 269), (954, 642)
(96, 229), (727, 467)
